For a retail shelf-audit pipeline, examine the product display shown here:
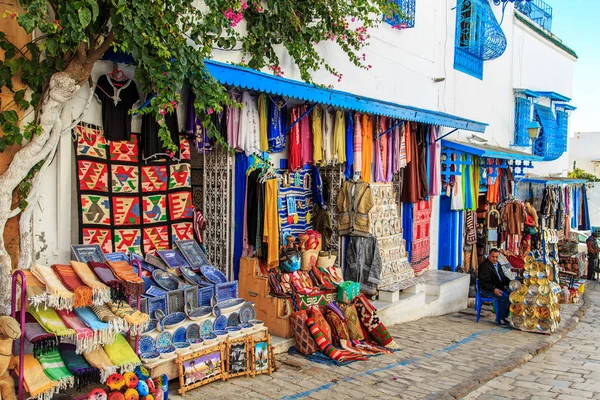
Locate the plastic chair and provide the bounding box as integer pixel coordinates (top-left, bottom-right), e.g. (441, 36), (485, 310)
(475, 278), (500, 323)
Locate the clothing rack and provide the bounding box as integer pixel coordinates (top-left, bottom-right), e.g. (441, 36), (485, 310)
(9, 261), (144, 400)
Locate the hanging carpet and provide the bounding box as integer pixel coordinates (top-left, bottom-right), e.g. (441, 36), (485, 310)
(411, 199), (432, 276)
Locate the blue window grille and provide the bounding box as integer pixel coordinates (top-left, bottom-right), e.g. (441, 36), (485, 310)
(514, 96), (532, 146)
(515, 0), (553, 32)
(533, 104), (564, 161)
(385, 0), (416, 29)
(556, 109), (569, 154)
(453, 0), (506, 80)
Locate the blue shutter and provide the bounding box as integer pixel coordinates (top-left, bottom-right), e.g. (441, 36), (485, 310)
(556, 110), (569, 154)
(533, 104), (563, 161)
(514, 97), (531, 146)
(385, 0), (416, 29)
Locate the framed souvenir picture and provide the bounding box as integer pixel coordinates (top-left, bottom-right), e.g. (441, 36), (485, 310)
(177, 343), (225, 395)
(176, 240), (211, 271)
(71, 244), (107, 263)
(251, 335), (273, 377)
(226, 337), (250, 379)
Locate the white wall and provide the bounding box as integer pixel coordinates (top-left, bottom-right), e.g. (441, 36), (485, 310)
(29, 1), (577, 269)
(587, 183), (600, 228)
(568, 132), (600, 176)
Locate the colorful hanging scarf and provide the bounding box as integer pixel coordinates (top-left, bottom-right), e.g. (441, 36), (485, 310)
(17, 354), (59, 400)
(103, 334), (141, 373)
(31, 263), (74, 310)
(51, 264), (93, 308)
(353, 294), (398, 348)
(88, 261), (127, 300)
(21, 270), (47, 308)
(106, 261), (144, 298)
(306, 318), (367, 362)
(108, 301), (150, 335)
(70, 261), (111, 305)
(18, 312), (58, 357)
(341, 304), (365, 341)
(29, 306), (75, 337)
(92, 303), (128, 333)
(36, 349), (75, 390)
(59, 343), (100, 390)
(83, 347), (117, 383)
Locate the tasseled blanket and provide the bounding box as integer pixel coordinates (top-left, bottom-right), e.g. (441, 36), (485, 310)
(51, 264), (93, 308)
(103, 334), (141, 373)
(59, 343), (100, 390)
(56, 309), (114, 354)
(73, 307), (114, 346)
(83, 347), (117, 383)
(88, 261), (127, 301)
(92, 303), (129, 333)
(108, 301), (150, 335)
(353, 293), (399, 349)
(106, 261), (145, 298)
(18, 312), (59, 357)
(36, 349), (75, 391)
(17, 354), (59, 400)
(29, 306), (76, 338)
(70, 261), (111, 305)
(306, 317), (367, 362)
(21, 270), (47, 309)
(31, 264), (74, 310)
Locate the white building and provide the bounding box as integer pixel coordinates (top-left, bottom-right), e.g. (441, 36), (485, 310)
(568, 131), (600, 177)
(33, 0), (577, 276)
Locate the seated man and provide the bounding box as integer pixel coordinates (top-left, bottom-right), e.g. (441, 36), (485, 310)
(478, 248), (511, 325)
(586, 232), (599, 281)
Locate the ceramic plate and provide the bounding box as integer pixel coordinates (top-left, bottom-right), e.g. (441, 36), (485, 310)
(213, 315), (227, 331)
(213, 305), (221, 318)
(156, 331), (173, 348)
(239, 304), (256, 323)
(71, 244), (107, 263)
(188, 306), (212, 321)
(180, 265), (205, 286)
(157, 249), (191, 271)
(106, 252), (130, 263)
(173, 326), (187, 343)
(200, 319), (213, 337)
(227, 312), (240, 327)
(186, 323), (200, 341)
(162, 312), (187, 329)
(139, 335), (155, 353)
(176, 240), (212, 271)
(152, 269), (180, 291)
(215, 298), (245, 314)
(146, 286), (167, 298)
(200, 265), (228, 285)
(142, 319), (158, 334)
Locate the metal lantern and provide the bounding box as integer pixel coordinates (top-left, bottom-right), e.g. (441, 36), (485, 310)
(527, 121), (541, 140)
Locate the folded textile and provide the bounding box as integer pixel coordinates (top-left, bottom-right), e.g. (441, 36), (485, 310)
(103, 334), (141, 373)
(73, 307), (113, 343)
(341, 303), (365, 341)
(92, 303), (128, 333)
(29, 306), (76, 337)
(31, 264), (74, 310)
(70, 261), (111, 305)
(309, 306), (332, 343)
(325, 309), (350, 345)
(36, 349), (75, 390)
(21, 270), (47, 308)
(57, 309), (114, 354)
(354, 293), (398, 348)
(18, 312), (59, 357)
(83, 347), (117, 383)
(17, 354), (59, 400)
(88, 261), (129, 301)
(108, 301), (150, 335)
(106, 261), (144, 298)
(51, 264), (93, 308)
(59, 343), (100, 390)
(306, 318), (367, 362)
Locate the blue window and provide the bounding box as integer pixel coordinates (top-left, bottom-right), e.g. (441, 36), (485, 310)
(515, 0), (553, 32)
(556, 109), (569, 154)
(514, 96), (532, 146)
(533, 104), (564, 161)
(385, 0), (416, 29)
(454, 0), (484, 79)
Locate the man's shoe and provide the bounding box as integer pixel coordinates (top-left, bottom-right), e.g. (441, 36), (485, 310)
(498, 320), (509, 326)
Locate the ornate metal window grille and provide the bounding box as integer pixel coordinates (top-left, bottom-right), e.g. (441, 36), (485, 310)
(319, 164), (345, 260)
(385, 0), (416, 29)
(556, 109), (569, 154)
(533, 104), (563, 161)
(514, 96), (533, 146)
(515, 0), (552, 31)
(454, 0), (507, 79)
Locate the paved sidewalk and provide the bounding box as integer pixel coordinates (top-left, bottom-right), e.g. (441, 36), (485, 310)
(171, 284), (594, 400)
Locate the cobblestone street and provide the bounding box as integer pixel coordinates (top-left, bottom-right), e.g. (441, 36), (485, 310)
(170, 283), (597, 399)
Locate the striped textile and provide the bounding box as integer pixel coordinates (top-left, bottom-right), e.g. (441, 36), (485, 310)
(306, 318), (367, 362)
(51, 264), (93, 308)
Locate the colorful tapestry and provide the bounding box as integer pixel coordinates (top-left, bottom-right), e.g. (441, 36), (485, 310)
(411, 199), (432, 276)
(75, 123), (193, 254)
(288, 290), (337, 312)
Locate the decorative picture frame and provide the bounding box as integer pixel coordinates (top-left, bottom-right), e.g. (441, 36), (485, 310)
(251, 335), (273, 377)
(157, 249), (191, 271)
(226, 337), (250, 379)
(177, 343), (225, 395)
(176, 240), (211, 271)
(71, 244), (107, 263)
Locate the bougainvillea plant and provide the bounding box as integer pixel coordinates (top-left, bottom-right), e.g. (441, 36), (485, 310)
(0, 0), (403, 312)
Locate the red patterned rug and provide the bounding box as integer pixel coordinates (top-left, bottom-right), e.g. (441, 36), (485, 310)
(411, 199), (432, 276)
(74, 123), (194, 254)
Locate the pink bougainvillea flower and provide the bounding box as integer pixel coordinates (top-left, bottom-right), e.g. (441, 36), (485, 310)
(207, 107), (214, 114)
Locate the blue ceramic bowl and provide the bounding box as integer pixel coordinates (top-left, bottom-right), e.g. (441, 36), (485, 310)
(213, 330), (229, 339)
(249, 319), (264, 328)
(187, 338), (204, 349)
(203, 333), (217, 346)
(174, 341), (190, 354)
(140, 351), (160, 363)
(157, 346), (176, 359)
(226, 326), (242, 337)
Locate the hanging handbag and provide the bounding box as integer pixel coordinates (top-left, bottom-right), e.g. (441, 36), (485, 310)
(337, 281), (361, 304)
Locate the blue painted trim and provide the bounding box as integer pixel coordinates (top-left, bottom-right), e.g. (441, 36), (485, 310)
(514, 89), (541, 98)
(204, 60), (488, 133)
(441, 139), (543, 161)
(556, 104), (577, 111)
(536, 91), (572, 102)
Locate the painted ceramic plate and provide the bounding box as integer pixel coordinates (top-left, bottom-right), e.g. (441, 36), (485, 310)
(524, 306), (535, 318)
(537, 319), (552, 332)
(186, 323), (200, 341)
(213, 305), (221, 318)
(180, 265), (205, 286)
(215, 298), (245, 314)
(146, 286), (167, 298)
(509, 292), (524, 304)
(71, 244), (107, 263)
(188, 306), (212, 321)
(524, 317), (537, 330)
(200, 265), (228, 285)
(509, 304), (524, 316)
(213, 315), (228, 331)
(524, 294), (537, 306)
(227, 312), (240, 327)
(139, 335), (155, 353)
(200, 319), (213, 337)
(176, 240), (212, 271)
(156, 331), (173, 349)
(162, 312), (187, 329)
(528, 285), (540, 296)
(510, 316), (524, 329)
(509, 280), (522, 292)
(157, 249), (191, 271)
(106, 252), (130, 263)
(239, 304), (256, 323)
(142, 319), (158, 334)
(152, 269), (181, 291)
(539, 285), (551, 296)
(173, 326), (187, 343)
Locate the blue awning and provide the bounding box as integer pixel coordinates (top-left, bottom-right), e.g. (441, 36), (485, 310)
(519, 177), (587, 185)
(536, 91), (572, 102)
(441, 139), (543, 161)
(204, 60), (488, 133)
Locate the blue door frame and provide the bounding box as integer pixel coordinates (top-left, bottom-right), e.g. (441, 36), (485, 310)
(438, 195), (463, 271)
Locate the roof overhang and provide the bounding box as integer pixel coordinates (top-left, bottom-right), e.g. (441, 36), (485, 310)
(441, 139), (543, 161)
(205, 60), (488, 133)
(535, 91), (572, 102)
